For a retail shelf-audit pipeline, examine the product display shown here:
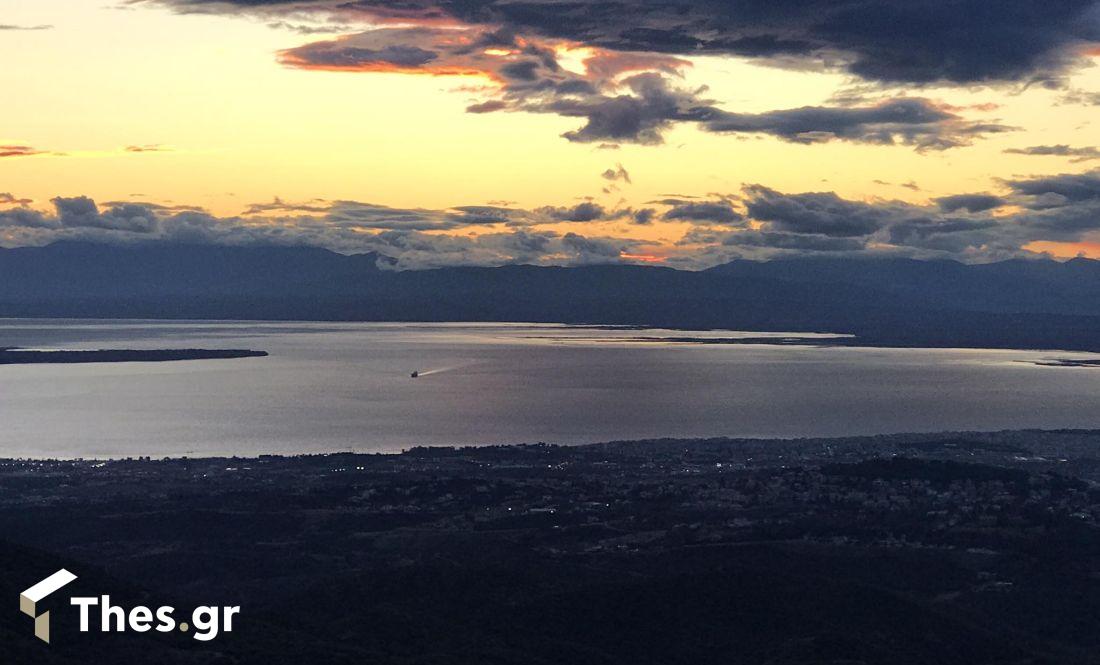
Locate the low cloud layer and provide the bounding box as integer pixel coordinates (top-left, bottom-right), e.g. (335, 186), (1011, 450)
(933, 194), (1007, 213)
(660, 199), (744, 225)
(4, 171), (1100, 267)
(0, 195), (648, 268)
(682, 170), (1100, 263)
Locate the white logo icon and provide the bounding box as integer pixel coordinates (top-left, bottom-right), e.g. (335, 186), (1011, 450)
(20, 569), (78, 643)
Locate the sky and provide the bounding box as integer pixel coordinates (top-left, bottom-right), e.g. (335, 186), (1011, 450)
(2, 0), (1100, 268)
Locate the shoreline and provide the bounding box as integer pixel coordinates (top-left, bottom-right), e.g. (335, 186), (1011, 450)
(6, 428), (1100, 464)
(4, 317), (1100, 354)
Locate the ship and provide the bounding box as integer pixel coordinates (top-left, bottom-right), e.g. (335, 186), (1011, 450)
(410, 370), (419, 378)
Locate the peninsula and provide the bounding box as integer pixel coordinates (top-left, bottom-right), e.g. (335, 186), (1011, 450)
(0, 348), (268, 364)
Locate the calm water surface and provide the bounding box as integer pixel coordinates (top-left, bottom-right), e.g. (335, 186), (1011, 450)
(2, 320), (1100, 458)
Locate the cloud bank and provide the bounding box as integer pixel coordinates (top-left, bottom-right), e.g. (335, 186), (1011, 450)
(5, 170), (1100, 267)
(141, 0), (1100, 85)
(131, 0), (1058, 146)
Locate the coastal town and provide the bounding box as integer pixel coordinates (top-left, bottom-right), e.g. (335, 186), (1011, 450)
(4, 430), (1100, 663)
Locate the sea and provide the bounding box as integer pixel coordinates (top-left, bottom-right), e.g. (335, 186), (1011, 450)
(2, 319), (1100, 458)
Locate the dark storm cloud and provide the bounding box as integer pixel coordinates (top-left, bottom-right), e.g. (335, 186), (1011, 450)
(934, 194), (1007, 213)
(136, 2), (1028, 147)
(53, 197), (160, 232)
(499, 60), (542, 81)
(668, 187), (972, 259)
(1013, 204), (1100, 236)
(561, 232), (626, 261)
(466, 100), (509, 113)
(0, 207), (56, 229)
(52, 196), (107, 227)
(526, 72), (999, 147)
(743, 186), (898, 237)
(1007, 170), (1100, 205)
(1000, 169), (1100, 236)
(284, 33), (1014, 147)
(276, 30), (694, 145)
(805, 1), (1099, 85)
(687, 195), (1023, 261)
(448, 205), (518, 225)
(494, 229), (552, 260)
(96, 203), (162, 233)
(723, 230), (867, 252)
(676, 225), (873, 259)
(885, 217), (1003, 253)
(631, 208), (656, 225)
(323, 201), (470, 230)
(662, 200), (743, 225)
(727, 173), (1100, 259)
(1004, 145), (1100, 162)
(140, 0), (1100, 85)
(702, 98), (1012, 149)
(535, 73), (711, 145)
(1, 198), (162, 234)
(536, 202), (615, 222)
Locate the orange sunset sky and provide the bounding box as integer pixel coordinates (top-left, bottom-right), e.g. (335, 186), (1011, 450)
(2, 0), (1100, 268)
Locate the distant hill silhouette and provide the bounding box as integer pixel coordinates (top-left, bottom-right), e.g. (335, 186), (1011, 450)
(708, 255), (1100, 316)
(4, 241), (1100, 351)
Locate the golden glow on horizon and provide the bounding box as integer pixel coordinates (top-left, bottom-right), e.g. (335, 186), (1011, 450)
(1, 0), (1099, 259)
(1026, 240), (1100, 259)
(619, 252), (667, 263)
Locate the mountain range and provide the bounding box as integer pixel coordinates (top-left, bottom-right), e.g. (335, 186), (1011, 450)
(3, 241), (1100, 351)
